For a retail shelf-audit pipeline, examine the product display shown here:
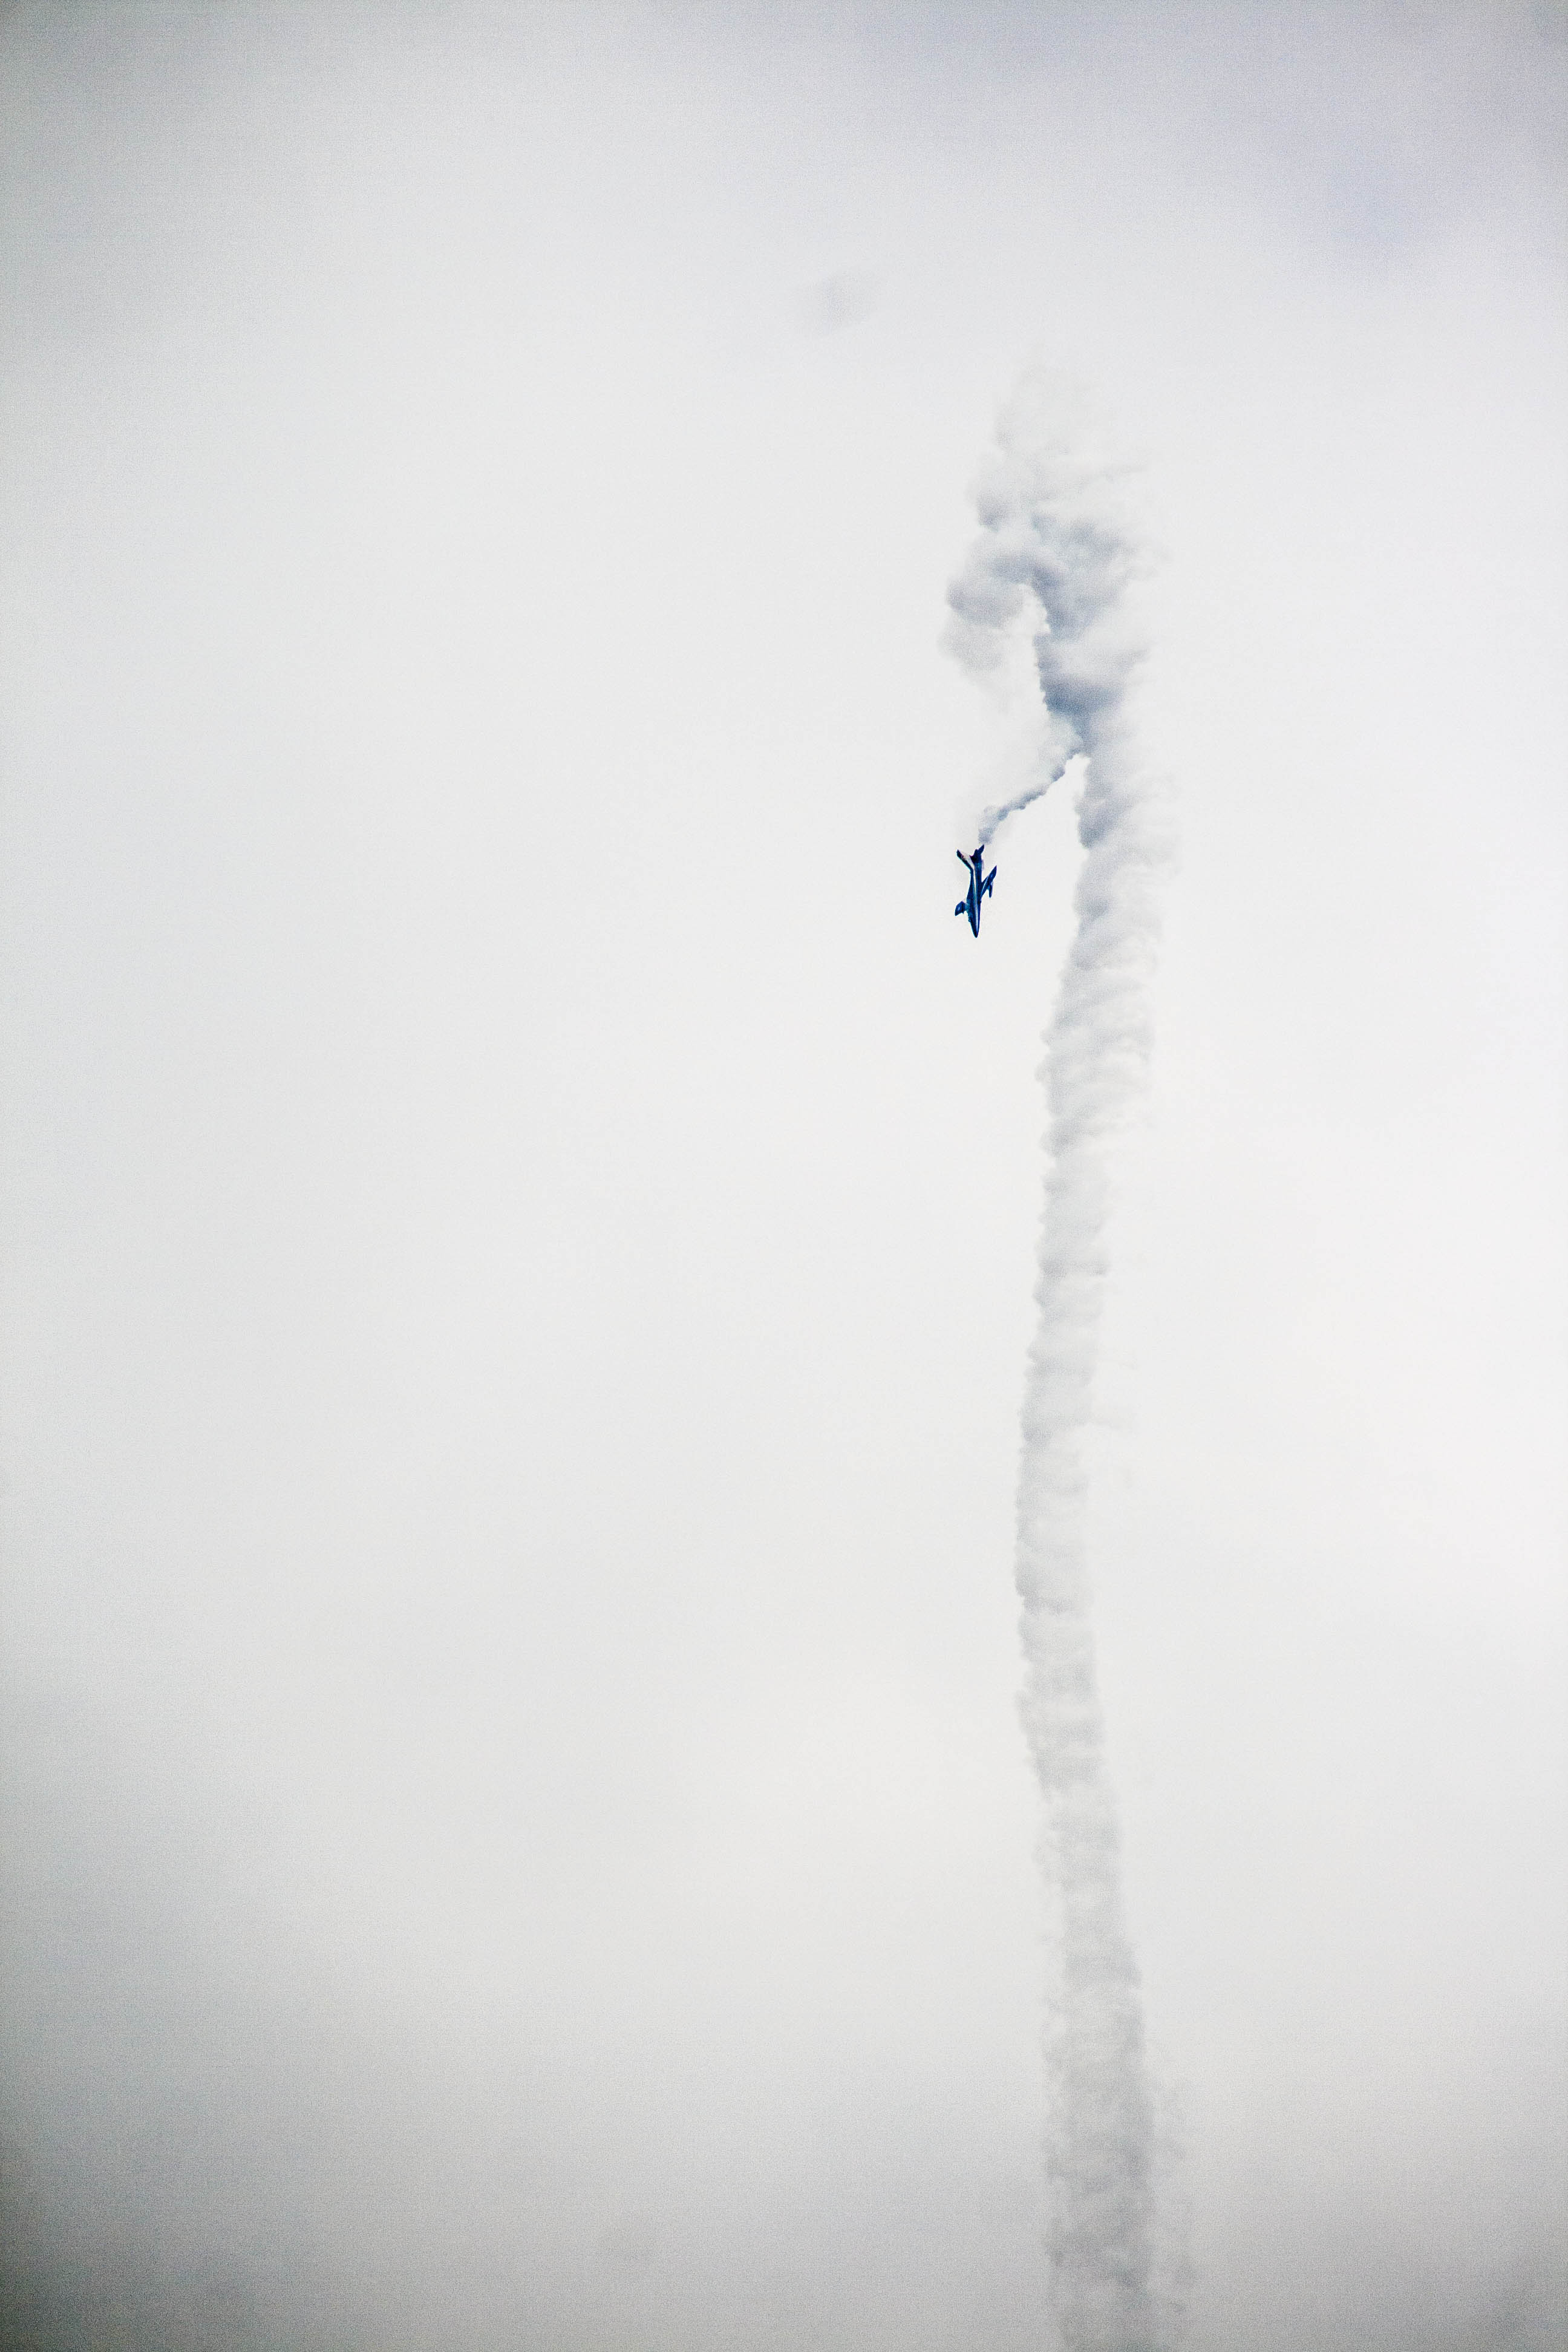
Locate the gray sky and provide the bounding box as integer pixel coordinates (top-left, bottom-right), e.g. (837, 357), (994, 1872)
(1, 5), (1564, 2348)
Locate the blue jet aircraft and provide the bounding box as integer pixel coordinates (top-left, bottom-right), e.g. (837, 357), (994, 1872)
(955, 845), (996, 936)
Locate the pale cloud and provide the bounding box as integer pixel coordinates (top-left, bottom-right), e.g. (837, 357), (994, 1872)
(1, 5), (1564, 2350)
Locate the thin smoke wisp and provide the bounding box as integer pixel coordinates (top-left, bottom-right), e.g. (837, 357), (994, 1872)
(947, 371), (1172, 2352)
(974, 758), (1071, 852)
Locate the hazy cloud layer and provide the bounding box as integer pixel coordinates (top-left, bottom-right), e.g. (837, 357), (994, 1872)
(2, 5), (1565, 2350)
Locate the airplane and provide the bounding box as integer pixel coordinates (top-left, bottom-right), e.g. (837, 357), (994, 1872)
(955, 845), (996, 936)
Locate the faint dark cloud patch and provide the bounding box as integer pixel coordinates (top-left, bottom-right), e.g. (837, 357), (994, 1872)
(0, 2163), (272, 2352)
(796, 267), (879, 334)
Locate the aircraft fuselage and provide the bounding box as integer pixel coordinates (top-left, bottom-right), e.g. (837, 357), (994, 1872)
(955, 846), (996, 936)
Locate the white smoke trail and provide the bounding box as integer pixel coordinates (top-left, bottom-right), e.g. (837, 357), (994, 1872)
(975, 756), (1069, 852)
(948, 373), (1171, 2352)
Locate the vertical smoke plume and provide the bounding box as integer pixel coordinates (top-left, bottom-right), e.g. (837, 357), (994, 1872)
(947, 373), (1169, 2352)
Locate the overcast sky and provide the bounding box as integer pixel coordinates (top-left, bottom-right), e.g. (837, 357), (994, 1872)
(2, 5), (1565, 2348)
